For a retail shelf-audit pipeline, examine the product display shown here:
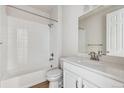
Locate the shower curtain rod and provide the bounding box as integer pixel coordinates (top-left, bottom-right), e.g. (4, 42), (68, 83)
(7, 5), (58, 22)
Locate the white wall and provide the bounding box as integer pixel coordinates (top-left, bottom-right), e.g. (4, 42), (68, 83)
(6, 16), (50, 76)
(6, 5), (50, 74)
(78, 29), (87, 53)
(62, 5), (84, 56)
(50, 6), (62, 67)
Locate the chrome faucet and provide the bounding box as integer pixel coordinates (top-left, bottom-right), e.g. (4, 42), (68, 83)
(49, 53), (54, 61)
(89, 51), (103, 61)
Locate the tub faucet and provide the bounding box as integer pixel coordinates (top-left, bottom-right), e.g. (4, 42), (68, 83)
(49, 53), (54, 61)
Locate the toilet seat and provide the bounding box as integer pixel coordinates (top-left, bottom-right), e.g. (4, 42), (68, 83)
(47, 68), (62, 77)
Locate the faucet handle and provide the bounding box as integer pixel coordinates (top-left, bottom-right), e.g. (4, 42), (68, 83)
(88, 52), (93, 60)
(88, 52), (92, 55)
(98, 51), (102, 55)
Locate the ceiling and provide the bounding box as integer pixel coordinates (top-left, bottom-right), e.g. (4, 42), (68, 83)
(30, 5), (56, 14)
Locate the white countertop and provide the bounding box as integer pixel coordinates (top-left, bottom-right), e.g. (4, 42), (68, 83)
(62, 56), (124, 83)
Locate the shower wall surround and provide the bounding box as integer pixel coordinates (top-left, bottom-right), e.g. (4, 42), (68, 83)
(7, 16), (50, 78)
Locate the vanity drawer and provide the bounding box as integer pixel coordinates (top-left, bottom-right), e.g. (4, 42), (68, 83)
(63, 62), (124, 88)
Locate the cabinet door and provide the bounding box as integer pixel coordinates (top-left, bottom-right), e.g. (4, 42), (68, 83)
(64, 70), (83, 88)
(64, 69), (98, 88)
(83, 80), (98, 88)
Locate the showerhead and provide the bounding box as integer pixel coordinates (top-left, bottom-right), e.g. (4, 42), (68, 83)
(48, 24), (53, 28)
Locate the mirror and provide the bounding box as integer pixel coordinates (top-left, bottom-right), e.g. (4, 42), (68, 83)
(78, 5), (124, 57)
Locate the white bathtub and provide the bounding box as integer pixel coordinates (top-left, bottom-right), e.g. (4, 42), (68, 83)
(0, 68), (48, 88)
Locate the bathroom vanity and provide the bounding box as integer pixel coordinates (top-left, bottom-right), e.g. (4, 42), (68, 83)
(72, 5), (124, 88)
(62, 56), (124, 88)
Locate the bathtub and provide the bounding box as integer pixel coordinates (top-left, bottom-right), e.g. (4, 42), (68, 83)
(0, 67), (49, 88)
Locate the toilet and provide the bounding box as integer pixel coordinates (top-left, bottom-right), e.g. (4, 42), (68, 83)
(46, 58), (64, 88)
(46, 68), (62, 88)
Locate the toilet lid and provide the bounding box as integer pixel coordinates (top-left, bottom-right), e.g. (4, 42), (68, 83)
(47, 68), (62, 77)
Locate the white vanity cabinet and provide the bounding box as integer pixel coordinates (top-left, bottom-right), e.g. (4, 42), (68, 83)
(63, 62), (98, 88)
(63, 61), (124, 88)
(64, 69), (97, 88)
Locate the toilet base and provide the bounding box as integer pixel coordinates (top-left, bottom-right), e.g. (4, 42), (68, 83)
(49, 81), (59, 88)
(49, 77), (63, 88)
